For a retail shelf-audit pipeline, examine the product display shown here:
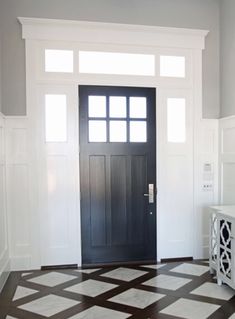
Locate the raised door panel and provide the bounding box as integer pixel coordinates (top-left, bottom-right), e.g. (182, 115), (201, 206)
(111, 156), (127, 245)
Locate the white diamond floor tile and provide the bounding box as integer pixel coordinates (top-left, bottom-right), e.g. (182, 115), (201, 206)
(18, 294), (80, 317)
(75, 269), (100, 274)
(229, 314), (235, 319)
(65, 279), (117, 297)
(27, 271), (77, 287)
(143, 274), (192, 290)
(68, 305), (130, 319)
(13, 286), (38, 301)
(101, 267), (147, 281)
(190, 282), (235, 300)
(160, 298), (220, 319)
(108, 288), (165, 309)
(142, 264), (166, 270)
(6, 317), (17, 319)
(170, 263), (209, 276)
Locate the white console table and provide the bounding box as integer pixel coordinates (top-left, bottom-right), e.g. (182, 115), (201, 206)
(209, 206), (235, 289)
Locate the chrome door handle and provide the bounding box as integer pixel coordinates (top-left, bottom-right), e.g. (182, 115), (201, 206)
(144, 184), (154, 203)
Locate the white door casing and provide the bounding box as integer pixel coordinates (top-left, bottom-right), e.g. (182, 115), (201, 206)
(6, 18), (218, 269)
(0, 113), (10, 289)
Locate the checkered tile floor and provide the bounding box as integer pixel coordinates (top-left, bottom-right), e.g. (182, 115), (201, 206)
(1, 260), (235, 318)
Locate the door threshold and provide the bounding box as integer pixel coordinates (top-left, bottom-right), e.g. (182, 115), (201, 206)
(41, 264), (78, 270)
(161, 257), (193, 263)
(82, 260), (157, 269)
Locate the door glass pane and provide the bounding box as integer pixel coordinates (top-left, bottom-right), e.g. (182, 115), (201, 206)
(129, 97), (147, 118)
(79, 51), (155, 76)
(45, 50), (73, 73)
(167, 98), (186, 143)
(109, 96), (126, 118)
(110, 121), (127, 142)
(130, 121), (147, 142)
(45, 94), (67, 142)
(88, 96), (106, 118)
(160, 55), (185, 78)
(89, 120), (107, 142)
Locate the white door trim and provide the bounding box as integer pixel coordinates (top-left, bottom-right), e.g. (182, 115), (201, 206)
(7, 18), (216, 269)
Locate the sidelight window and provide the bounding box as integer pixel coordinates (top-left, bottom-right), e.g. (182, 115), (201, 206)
(45, 94), (67, 142)
(167, 98), (186, 143)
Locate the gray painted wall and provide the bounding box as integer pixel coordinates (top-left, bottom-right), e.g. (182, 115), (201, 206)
(0, 0), (220, 118)
(0, 29), (2, 114)
(220, 0), (235, 118)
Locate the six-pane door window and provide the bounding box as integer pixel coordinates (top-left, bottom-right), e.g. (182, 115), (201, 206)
(88, 95), (147, 143)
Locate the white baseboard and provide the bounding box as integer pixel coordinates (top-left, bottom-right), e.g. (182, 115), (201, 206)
(10, 255), (32, 271)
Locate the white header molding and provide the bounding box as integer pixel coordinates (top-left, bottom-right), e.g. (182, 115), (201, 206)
(18, 18), (208, 50)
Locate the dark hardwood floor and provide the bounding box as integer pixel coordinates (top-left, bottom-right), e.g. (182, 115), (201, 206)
(0, 260), (235, 319)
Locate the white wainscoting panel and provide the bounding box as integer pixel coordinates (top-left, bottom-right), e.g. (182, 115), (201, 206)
(5, 118), (32, 270)
(5, 112), (80, 270)
(0, 113), (10, 291)
(219, 116), (235, 205)
(194, 119), (219, 259)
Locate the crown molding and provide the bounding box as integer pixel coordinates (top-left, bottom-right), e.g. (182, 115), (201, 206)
(18, 17), (209, 50)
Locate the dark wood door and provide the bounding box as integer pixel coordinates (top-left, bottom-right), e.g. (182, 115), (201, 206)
(79, 86), (156, 266)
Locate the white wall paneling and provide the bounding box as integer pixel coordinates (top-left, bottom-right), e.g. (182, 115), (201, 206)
(12, 18), (215, 269)
(0, 112), (10, 291)
(219, 116), (235, 205)
(194, 119), (219, 258)
(5, 117), (32, 270)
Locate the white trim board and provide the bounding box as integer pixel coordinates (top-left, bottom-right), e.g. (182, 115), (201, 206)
(19, 18), (208, 49)
(0, 112), (10, 291)
(9, 18), (217, 269)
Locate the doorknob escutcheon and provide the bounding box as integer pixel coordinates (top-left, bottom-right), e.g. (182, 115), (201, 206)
(143, 184), (154, 203)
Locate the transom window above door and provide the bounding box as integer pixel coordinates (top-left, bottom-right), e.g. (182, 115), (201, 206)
(88, 95), (147, 143)
(43, 49), (188, 80)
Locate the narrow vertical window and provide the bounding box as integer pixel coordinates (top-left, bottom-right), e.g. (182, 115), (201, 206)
(167, 98), (186, 143)
(45, 94), (67, 142)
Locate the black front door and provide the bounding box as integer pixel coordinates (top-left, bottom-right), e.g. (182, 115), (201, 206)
(79, 85), (156, 266)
